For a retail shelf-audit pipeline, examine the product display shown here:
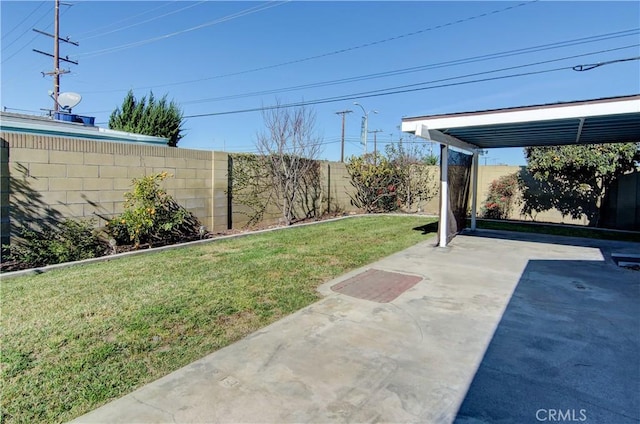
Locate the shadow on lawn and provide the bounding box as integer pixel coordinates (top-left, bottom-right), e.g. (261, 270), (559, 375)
(413, 221), (438, 235)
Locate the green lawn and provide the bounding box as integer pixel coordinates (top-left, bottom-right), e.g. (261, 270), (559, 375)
(1, 215), (436, 424)
(473, 219), (640, 242)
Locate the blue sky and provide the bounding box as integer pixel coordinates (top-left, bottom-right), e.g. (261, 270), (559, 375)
(2, 1), (639, 165)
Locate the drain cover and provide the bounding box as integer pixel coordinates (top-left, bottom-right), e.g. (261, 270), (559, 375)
(331, 269), (422, 303)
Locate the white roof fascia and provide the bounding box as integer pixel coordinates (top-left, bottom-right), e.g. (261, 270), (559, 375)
(415, 124), (480, 153)
(0, 112), (168, 144)
(402, 97), (640, 131)
(97, 127), (169, 143)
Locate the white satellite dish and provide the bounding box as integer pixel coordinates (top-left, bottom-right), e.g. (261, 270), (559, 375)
(57, 92), (82, 111)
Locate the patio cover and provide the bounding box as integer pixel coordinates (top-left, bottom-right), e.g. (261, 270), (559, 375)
(400, 94), (640, 246)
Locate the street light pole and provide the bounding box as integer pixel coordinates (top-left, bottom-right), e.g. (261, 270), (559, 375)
(353, 102), (377, 155)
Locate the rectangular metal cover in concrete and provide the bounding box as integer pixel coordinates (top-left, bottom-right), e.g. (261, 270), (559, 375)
(330, 268), (422, 303)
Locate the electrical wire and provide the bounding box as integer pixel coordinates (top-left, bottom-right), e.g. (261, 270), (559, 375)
(176, 29), (639, 105)
(82, 42), (638, 115)
(72, 1), (290, 59)
(572, 56), (640, 71)
(1, 5), (71, 65)
(74, 1), (178, 37)
(310, 45), (638, 102)
(81, 1), (208, 41)
(1, 2), (51, 53)
(184, 53), (639, 118)
(1, 1), (46, 40)
(82, 0), (539, 93)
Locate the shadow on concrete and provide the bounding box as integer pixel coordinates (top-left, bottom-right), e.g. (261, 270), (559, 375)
(454, 233), (639, 423)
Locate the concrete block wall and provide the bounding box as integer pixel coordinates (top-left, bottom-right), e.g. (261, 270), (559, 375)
(319, 162), (441, 216)
(2, 132), (216, 238)
(320, 161), (356, 214)
(211, 151), (230, 232)
(227, 159), (359, 229)
(475, 165), (587, 225)
(4, 129), (633, 249)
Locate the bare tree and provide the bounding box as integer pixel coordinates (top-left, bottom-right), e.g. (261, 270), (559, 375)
(256, 102), (323, 225)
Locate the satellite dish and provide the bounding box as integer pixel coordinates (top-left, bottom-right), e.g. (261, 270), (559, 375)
(57, 92), (82, 111)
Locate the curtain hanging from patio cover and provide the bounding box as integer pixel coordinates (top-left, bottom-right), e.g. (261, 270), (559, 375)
(440, 147), (473, 244)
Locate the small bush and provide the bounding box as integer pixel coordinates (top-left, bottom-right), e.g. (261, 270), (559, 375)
(346, 150), (436, 213)
(1, 220), (108, 271)
(346, 154), (400, 213)
(482, 173), (519, 219)
(107, 172), (202, 247)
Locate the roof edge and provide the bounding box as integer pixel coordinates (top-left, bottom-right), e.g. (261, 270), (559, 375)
(402, 94), (640, 122)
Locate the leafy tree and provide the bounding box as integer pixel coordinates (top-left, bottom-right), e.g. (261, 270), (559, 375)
(521, 143), (639, 226)
(423, 154), (439, 165)
(109, 90), (185, 147)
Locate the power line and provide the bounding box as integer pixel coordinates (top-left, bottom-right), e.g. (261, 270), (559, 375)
(315, 45), (638, 103)
(81, 0), (539, 93)
(572, 56), (640, 71)
(1, 2), (51, 55)
(176, 29), (638, 106)
(1, 1), (46, 41)
(74, 1), (179, 37)
(183, 51), (639, 119)
(83, 43), (638, 116)
(81, 1), (208, 41)
(72, 1), (290, 59)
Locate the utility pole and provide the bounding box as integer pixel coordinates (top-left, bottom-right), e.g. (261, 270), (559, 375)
(335, 110), (352, 163)
(368, 129), (383, 165)
(33, 0), (78, 112)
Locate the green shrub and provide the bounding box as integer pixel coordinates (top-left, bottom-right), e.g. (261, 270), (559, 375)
(107, 172), (202, 247)
(2, 220), (108, 271)
(346, 153), (400, 213)
(346, 150), (436, 213)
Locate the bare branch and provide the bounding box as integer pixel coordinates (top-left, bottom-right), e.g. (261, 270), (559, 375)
(255, 100), (324, 224)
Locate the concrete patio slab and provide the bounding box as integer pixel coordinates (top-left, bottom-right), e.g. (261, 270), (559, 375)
(71, 230), (639, 424)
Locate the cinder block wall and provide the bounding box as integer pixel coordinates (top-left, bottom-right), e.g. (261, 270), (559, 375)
(227, 160), (359, 229)
(320, 161), (356, 214)
(2, 133), (216, 238)
(211, 151), (230, 232)
(475, 165), (587, 225)
(5, 129), (628, 250)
